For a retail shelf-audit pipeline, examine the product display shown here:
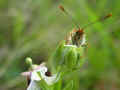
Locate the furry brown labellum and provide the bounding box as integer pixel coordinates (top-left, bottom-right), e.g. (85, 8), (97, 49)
(59, 5), (65, 12)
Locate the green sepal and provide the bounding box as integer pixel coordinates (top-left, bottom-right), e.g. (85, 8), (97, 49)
(64, 46), (77, 69)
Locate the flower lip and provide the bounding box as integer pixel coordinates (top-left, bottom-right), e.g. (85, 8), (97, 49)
(22, 62), (60, 87)
(45, 70), (52, 77)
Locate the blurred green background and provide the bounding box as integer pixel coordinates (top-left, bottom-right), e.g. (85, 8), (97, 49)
(0, 0), (120, 90)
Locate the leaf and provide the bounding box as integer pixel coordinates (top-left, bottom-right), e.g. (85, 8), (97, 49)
(63, 80), (73, 90)
(64, 47), (77, 68)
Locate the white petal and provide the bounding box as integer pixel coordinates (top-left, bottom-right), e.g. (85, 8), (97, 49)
(35, 65), (59, 85)
(31, 63), (47, 81)
(44, 74), (60, 85)
(28, 63), (59, 86)
(21, 71), (31, 76)
(64, 45), (77, 48)
(81, 35), (86, 45)
(31, 71), (41, 81)
(27, 80), (40, 90)
(36, 66), (48, 78)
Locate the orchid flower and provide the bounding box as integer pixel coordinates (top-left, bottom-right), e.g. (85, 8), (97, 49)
(22, 58), (60, 90)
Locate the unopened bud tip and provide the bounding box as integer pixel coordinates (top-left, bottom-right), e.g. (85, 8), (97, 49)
(26, 57), (32, 66)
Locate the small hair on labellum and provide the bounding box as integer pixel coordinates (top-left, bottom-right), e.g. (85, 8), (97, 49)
(58, 5), (80, 29)
(99, 13), (112, 21)
(82, 13), (112, 29)
(59, 5), (65, 12)
(104, 13), (112, 19)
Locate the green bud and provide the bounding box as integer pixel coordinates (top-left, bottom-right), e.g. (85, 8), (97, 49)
(49, 41), (65, 71)
(50, 41), (86, 72)
(26, 57), (33, 68)
(64, 46), (77, 69)
(76, 46), (85, 68)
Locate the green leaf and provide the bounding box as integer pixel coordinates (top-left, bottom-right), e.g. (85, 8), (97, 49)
(64, 47), (77, 69)
(63, 80), (73, 90)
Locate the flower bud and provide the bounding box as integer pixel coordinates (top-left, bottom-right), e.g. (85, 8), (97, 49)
(64, 46), (77, 68)
(50, 41), (65, 71)
(50, 41), (86, 71)
(26, 57), (33, 68)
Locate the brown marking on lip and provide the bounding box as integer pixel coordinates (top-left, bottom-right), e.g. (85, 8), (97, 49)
(45, 70), (52, 77)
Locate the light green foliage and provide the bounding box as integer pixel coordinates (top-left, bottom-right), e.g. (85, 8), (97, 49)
(63, 80), (73, 90)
